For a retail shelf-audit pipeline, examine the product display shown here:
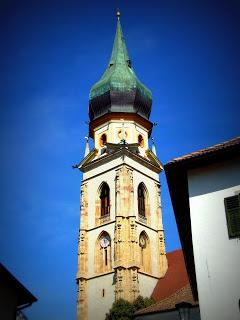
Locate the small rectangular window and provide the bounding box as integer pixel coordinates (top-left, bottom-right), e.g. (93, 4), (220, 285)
(224, 194), (240, 239)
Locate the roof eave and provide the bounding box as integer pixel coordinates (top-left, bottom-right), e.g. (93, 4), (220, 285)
(81, 147), (162, 174)
(0, 263), (37, 307)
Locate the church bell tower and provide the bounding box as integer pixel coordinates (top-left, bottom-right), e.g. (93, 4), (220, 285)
(76, 11), (168, 320)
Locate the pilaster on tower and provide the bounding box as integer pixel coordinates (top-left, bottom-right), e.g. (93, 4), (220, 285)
(76, 11), (167, 320)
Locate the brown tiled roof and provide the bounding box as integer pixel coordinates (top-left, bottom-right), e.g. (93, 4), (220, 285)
(167, 136), (240, 165)
(136, 283), (197, 315)
(151, 249), (189, 301)
(135, 249), (197, 316)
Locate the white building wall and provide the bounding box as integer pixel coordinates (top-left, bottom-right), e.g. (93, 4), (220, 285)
(188, 158), (240, 320)
(138, 274), (158, 298)
(88, 273), (115, 320)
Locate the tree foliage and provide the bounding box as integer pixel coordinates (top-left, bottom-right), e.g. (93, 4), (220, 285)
(105, 296), (155, 320)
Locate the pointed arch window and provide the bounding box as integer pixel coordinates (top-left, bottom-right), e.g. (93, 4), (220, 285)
(95, 232), (112, 274)
(138, 183), (146, 217)
(100, 183), (110, 216)
(139, 231), (151, 273)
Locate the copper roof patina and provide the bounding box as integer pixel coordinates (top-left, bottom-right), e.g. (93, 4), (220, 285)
(89, 12), (152, 122)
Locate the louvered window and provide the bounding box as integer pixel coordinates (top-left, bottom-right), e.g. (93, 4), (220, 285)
(224, 194), (240, 238)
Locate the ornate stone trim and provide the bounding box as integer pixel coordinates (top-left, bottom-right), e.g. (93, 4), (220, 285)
(99, 214), (111, 224)
(77, 278), (87, 320)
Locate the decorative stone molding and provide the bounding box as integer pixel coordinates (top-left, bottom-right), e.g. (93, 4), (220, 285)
(129, 218), (137, 242)
(99, 214), (111, 224)
(80, 183), (88, 229)
(77, 278), (87, 320)
(115, 165), (134, 218)
(138, 214), (147, 224)
(77, 230), (88, 279)
(157, 230), (168, 277)
(154, 182), (163, 229)
(115, 267), (124, 300)
(115, 267), (140, 302)
(114, 217), (125, 267)
(130, 267), (140, 301)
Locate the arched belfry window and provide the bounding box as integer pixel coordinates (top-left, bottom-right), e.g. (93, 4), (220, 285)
(100, 183), (110, 216)
(138, 183), (146, 217)
(138, 183), (150, 225)
(95, 182), (111, 226)
(138, 134), (144, 148)
(100, 133), (107, 147)
(95, 232), (112, 274)
(139, 231), (151, 273)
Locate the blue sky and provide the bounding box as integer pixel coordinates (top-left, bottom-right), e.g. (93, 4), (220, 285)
(0, 1), (239, 319)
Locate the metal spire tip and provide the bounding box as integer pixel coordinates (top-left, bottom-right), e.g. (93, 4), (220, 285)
(116, 9), (121, 20)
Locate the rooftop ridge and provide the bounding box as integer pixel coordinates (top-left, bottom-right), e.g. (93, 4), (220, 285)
(166, 136), (240, 165)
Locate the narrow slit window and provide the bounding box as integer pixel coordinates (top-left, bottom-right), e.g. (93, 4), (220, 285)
(105, 249), (108, 266)
(138, 183), (145, 217)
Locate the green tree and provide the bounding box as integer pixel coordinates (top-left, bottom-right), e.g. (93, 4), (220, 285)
(133, 295), (155, 312)
(105, 299), (135, 320)
(105, 296), (155, 320)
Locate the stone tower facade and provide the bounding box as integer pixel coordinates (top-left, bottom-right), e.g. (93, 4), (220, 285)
(76, 12), (168, 320)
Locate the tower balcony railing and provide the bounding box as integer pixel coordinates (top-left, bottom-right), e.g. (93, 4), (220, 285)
(138, 214), (147, 224)
(100, 213), (111, 224)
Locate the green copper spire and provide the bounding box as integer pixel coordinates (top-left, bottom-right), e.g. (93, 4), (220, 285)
(89, 12), (152, 122)
(108, 11), (131, 67)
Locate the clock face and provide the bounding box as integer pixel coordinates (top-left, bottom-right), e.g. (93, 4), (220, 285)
(139, 235), (146, 248)
(100, 236), (110, 248)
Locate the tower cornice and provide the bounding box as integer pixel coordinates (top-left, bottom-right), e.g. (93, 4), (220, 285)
(89, 112), (153, 138)
(79, 147), (163, 173)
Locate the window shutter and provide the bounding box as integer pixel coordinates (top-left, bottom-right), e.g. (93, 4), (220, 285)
(224, 194), (240, 238)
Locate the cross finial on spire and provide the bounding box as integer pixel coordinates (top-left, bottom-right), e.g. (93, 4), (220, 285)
(116, 9), (121, 20)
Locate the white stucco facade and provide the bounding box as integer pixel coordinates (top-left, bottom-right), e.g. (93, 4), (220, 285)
(88, 273), (115, 320)
(138, 274), (158, 298)
(188, 157), (240, 320)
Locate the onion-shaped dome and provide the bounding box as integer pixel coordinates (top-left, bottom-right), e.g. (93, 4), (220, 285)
(89, 13), (152, 122)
